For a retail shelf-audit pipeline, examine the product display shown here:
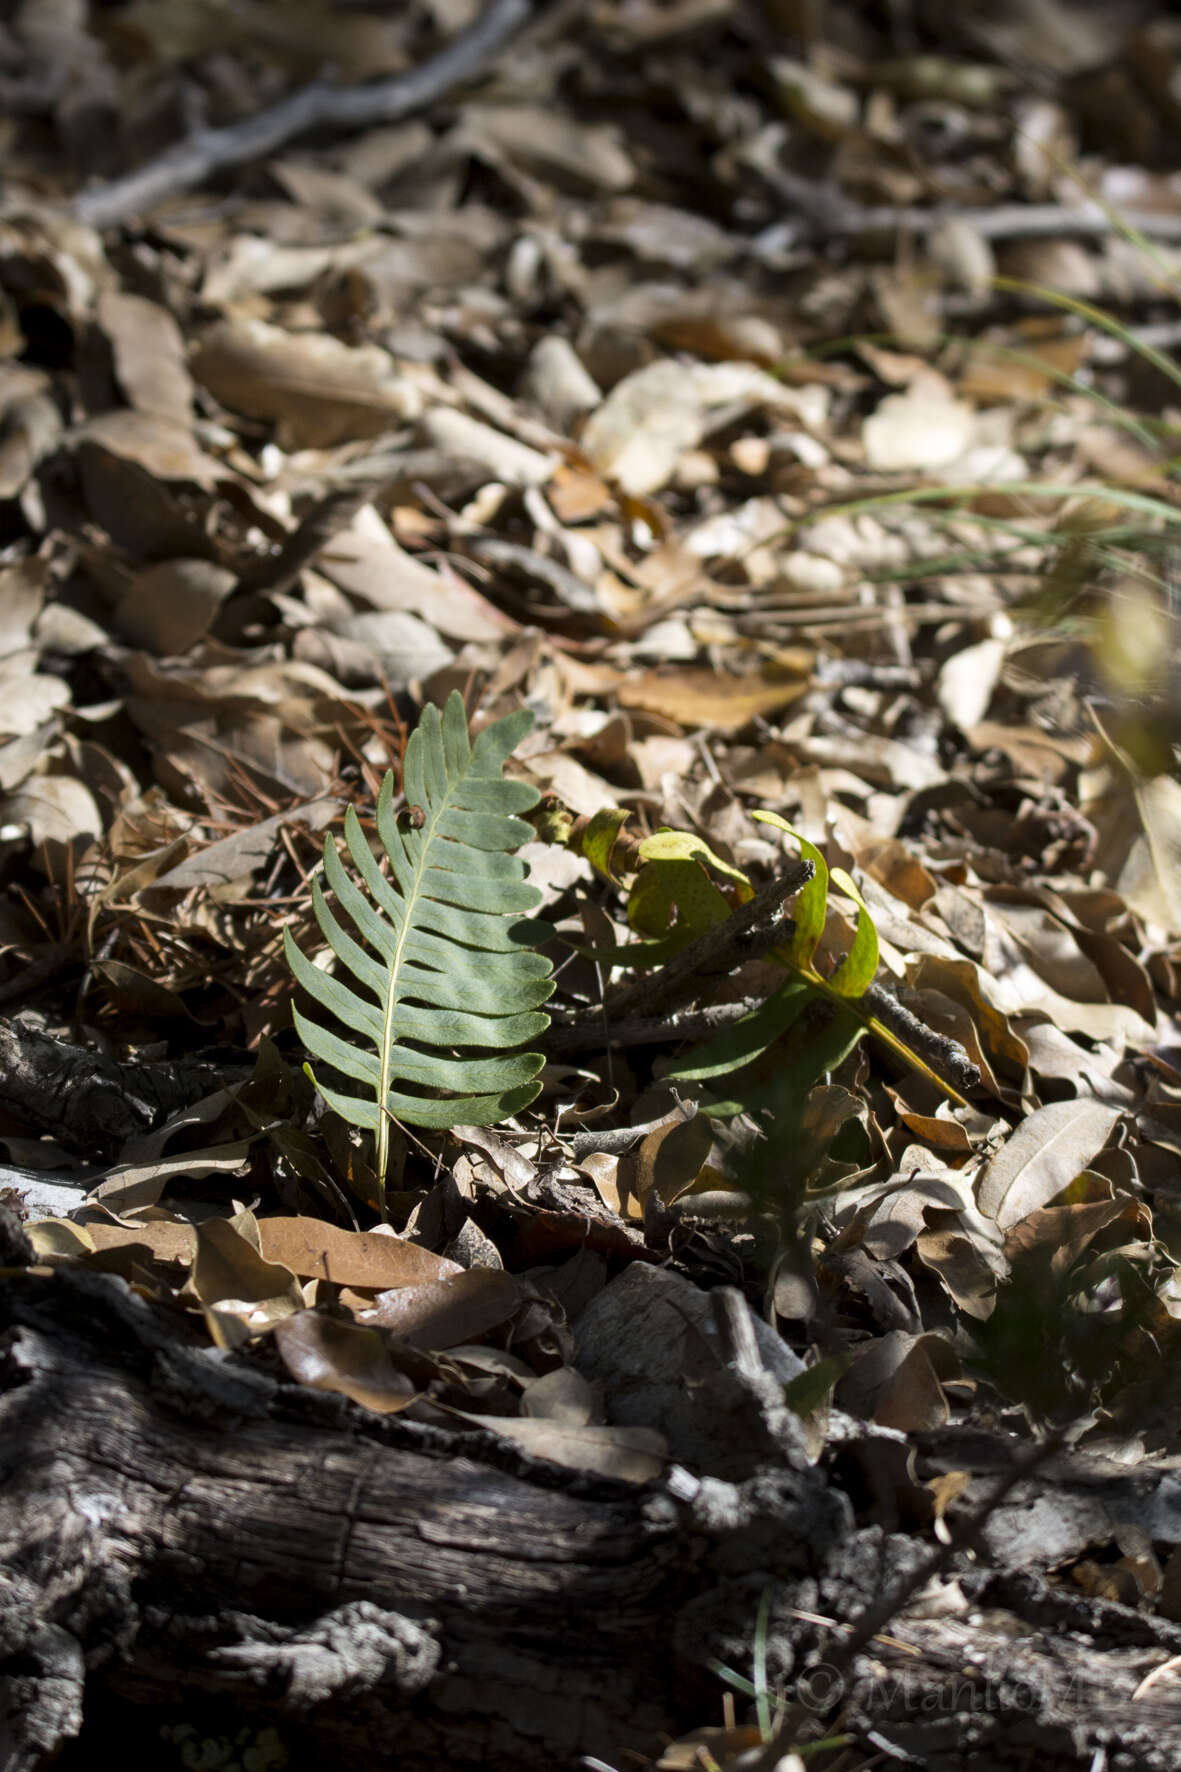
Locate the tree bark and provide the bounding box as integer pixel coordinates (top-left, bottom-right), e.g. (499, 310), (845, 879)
(4, 1217), (1181, 1771)
(0, 1235), (840, 1771)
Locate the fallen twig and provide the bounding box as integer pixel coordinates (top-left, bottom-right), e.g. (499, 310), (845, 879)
(545, 996), (765, 1058)
(73, 0), (536, 229)
(544, 861), (982, 1097)
(594, 859), (815, 1024)
(754, 164), (1181, 252)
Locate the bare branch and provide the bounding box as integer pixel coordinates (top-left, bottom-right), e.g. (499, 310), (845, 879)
(73, 0), (536, 230)
(754, 167), (1181, 253)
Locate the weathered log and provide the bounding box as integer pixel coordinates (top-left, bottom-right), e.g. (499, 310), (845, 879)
(4, 1210), (1181, 1772)
(0, 1224), (841, 1770)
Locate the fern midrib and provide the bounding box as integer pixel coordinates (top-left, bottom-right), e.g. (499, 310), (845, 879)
(376, 768), (464, 1180)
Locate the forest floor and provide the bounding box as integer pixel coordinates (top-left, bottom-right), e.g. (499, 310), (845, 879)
(1, 3), (1180, 1769)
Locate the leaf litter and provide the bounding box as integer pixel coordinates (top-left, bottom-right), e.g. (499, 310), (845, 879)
(1, 0), (1181, 1764)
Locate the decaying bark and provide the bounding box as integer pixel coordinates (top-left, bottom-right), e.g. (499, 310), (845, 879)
(4, 1211), (1181, 1771)
(0, 1017), (248, 1157)
(0, 1226), (842, 1772)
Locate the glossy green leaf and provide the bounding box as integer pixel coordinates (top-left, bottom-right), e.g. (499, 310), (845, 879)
(627, 856), (732, 949)
(634, 828), (753, 901)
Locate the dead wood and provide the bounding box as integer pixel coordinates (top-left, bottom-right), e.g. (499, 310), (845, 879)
(752, 166), (1181, 253)
(4, 1217), (1181, 1772)
(0, 1018), (249, 1157)
(0, 1236), (836, 1772)
(544, 858), (981, 1097)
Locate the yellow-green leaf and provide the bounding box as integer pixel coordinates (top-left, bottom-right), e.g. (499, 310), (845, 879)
(581, 806), (633, 882)
(828, 867), (879, 999)
(753, 810), (828, 967)
(635, 828), (753, 901)
(628, 857), (732, 942)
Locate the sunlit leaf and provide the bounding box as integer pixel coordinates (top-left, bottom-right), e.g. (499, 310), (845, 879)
(752, 810), (828, 967)
(284, 692), (554, 1216)
(580, 806), (632, 882)
(828, 867), (879, 998)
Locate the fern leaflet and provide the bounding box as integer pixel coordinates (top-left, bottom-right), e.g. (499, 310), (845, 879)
(284, 693), (552, 1215)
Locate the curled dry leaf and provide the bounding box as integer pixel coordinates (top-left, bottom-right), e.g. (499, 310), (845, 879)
(191, 1213), (304, 1345)
(359, 1268), (521, 1350)
(274, 1311), (419, 1415)
(85, 1143), (256, 1215)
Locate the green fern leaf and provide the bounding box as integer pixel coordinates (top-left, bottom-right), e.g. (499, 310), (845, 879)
(284, 693), (553, 1213)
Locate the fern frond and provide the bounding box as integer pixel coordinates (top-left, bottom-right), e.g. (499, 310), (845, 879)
(284, 692), (553, 1214)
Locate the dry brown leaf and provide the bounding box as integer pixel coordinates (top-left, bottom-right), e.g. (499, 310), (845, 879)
(150, 799), (337, 890)
(97, 290), (193, 425)
(191, 1212), (304, 1343)
(65, 1214), (198, 1266)
(914, 1227), (1000, 1320)
(936, 638), (1006, 728)
(0, 558), (48, 656)
(255, 1215), (463, 1289)
(112, 559), (237, 655)
(874, 1339), (952, 1433)
(461, 105), (634, 193)
(840, 1329), (957, 1430)
(0, 659), (70, 738)
(1120, 775), (1181, 934)
(1005, 1197), (1148, 1280)
(74, 410), (223, 485)
(520, 1366), (600, 1424)
(2, 774), (100, 855)
(616, 667), (810, 730)
(318, 508), (516, 643)
(582, 359), (823, 495)
(85, 1144), (255, 1215)
(360, 1269), (520, 1349)
(274, 1311), (419, 1414)
(418, 407), (557, 487)
(25, 1219), (97, 1259)
(630, 1109), (714, 1209)
(0, 388), (62, 499)
(190, 318), (421, 448)
(977, 1099), (1125, 1230)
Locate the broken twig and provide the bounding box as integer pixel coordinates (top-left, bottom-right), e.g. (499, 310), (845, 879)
(73, 0), (536, 229)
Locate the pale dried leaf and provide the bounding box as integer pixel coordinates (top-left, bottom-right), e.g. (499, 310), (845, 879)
(977, 1099), (1124, 1230)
